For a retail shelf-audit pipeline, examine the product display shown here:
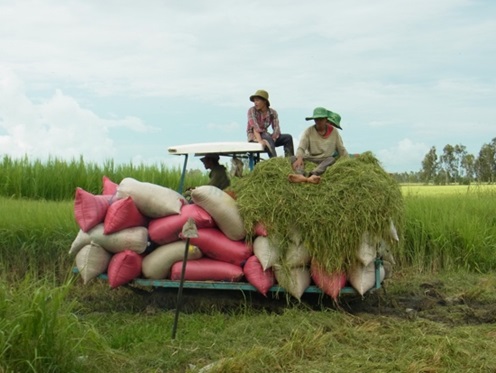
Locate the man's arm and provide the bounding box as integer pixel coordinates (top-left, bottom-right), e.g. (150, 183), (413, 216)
(247, 107), (263, 142)
(270, 109), (281, 140)
(336, 132), (349, 157)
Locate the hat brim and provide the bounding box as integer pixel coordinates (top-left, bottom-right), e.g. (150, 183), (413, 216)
(305, 116), (328, 121)
(200, 155), (220, 162)
(250, 95), (270, 106)
(306, 116), (343, 129)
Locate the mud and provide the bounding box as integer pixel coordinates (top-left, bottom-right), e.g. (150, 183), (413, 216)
(78, 278), (495, 327)
(341, 280), (496, 326)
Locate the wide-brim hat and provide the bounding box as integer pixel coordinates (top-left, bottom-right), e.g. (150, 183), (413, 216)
(249, 89), (270, 106)
(327, 111), (342, 130)
(200, 153), (220, 162)
(305, 107), (328, 121)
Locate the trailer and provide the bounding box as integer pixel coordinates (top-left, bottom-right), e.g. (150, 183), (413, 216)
(74, 142), (385, 300)
(163, 142), (383, 296)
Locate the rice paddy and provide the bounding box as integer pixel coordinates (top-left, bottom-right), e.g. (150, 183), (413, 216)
(1, 156), (495, 372)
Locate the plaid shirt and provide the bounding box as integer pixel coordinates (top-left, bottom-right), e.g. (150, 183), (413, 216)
(246, 107), (281, 142)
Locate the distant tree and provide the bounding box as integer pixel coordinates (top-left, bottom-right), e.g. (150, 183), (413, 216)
(475, 140), (496, 183)
(453, 144), (467, 181)
(420, 147), (438, 184)
(460, 153), (475, 181)
(440, 144), (456, 184)
(434, 169), (449, 185)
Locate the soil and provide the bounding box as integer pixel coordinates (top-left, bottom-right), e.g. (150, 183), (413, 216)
(342, 281), (496, 326)
(90, 277), (496, 327)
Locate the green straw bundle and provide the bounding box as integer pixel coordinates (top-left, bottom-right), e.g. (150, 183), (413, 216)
(232, 152), (404, 273)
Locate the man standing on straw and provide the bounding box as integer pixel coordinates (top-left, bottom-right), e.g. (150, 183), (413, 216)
(288, 107), (348, 184)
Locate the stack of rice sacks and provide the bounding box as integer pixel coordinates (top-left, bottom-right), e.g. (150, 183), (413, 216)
(69, 178), (256, 292)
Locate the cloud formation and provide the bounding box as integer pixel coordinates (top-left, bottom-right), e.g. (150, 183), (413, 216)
(0, 0), (494, 172)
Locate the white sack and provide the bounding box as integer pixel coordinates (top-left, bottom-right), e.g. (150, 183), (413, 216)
(116, 177), (186, 218)
(348, 261), (385, 296)
(88, 224), (149, 254)
(75, 243), (112, 284)
(356, 232), (377, 267)
(274, 265), (311, 301)
(68, 229), (91, 256)
(191, 185), (245, 241)
(253, 236), (279, 270)
(142, 241), (202, 279)
(284, 242), (311, 268)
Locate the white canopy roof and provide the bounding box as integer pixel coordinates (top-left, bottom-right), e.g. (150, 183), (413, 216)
(168, 141), (264, 157)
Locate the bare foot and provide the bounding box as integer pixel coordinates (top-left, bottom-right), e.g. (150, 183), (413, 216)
(288, 174), (308, 183)
(307, 175), (321, 184)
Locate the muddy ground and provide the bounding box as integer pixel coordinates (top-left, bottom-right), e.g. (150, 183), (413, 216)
(82, 276), (496, 327)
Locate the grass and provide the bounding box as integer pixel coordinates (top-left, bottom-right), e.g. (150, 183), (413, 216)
(62, 272), (496, 372)
(401, 186), (496, 272)
(0, 275), (124, 373)
(0, 197), (77, 280)
(1, 157), (496, 372)
(0, 155), (209, 201)
(401, 183), (496, 197)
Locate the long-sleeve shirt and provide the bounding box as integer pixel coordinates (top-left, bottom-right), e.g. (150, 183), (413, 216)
(296, 124), (348, 159)
(246, 107), (281, 142)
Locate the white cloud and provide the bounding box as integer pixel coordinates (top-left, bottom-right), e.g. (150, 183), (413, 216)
(0, 0), (494, 173)
(377, 139), (430, 172)
(0, 67), (155, 163)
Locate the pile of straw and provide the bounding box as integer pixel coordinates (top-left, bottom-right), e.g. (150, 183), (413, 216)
(232, 152), (404, 273)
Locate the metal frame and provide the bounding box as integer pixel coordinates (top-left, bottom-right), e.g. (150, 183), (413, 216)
(72, 258), (383, 295)
(168, 142), (265, 194)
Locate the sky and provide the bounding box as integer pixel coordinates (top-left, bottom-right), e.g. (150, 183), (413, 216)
(0, 0), (495, 173)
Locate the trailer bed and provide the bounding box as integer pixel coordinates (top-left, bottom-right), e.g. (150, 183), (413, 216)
(72, 257), (383, 297)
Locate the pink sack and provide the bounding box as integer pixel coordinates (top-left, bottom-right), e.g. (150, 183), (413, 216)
(185, 228), (252, 266)
(74, 187), (112, 232)
(148, 204), (215, 245)
(102, 175), (118, 195)
(243, 255), (275, 296)
(311, 260), (347, 301)
(107, 250), (143, 288)
(253, 222), (268, 237)
(170, 258), (244, 282)
(104, 196), (148, 234)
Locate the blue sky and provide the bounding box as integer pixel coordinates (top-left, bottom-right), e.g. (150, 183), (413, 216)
(0, 0), (495, 173)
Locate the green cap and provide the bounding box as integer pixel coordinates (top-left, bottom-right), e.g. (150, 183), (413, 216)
(327, 111), (342, 130)
(305, 107), (328, 120)
(306, 107), (343, 130)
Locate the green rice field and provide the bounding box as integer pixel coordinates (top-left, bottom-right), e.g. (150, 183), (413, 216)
(1, 157), (495, 372)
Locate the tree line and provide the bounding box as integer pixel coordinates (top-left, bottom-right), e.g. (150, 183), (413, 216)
(390, 138), (496, 184)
